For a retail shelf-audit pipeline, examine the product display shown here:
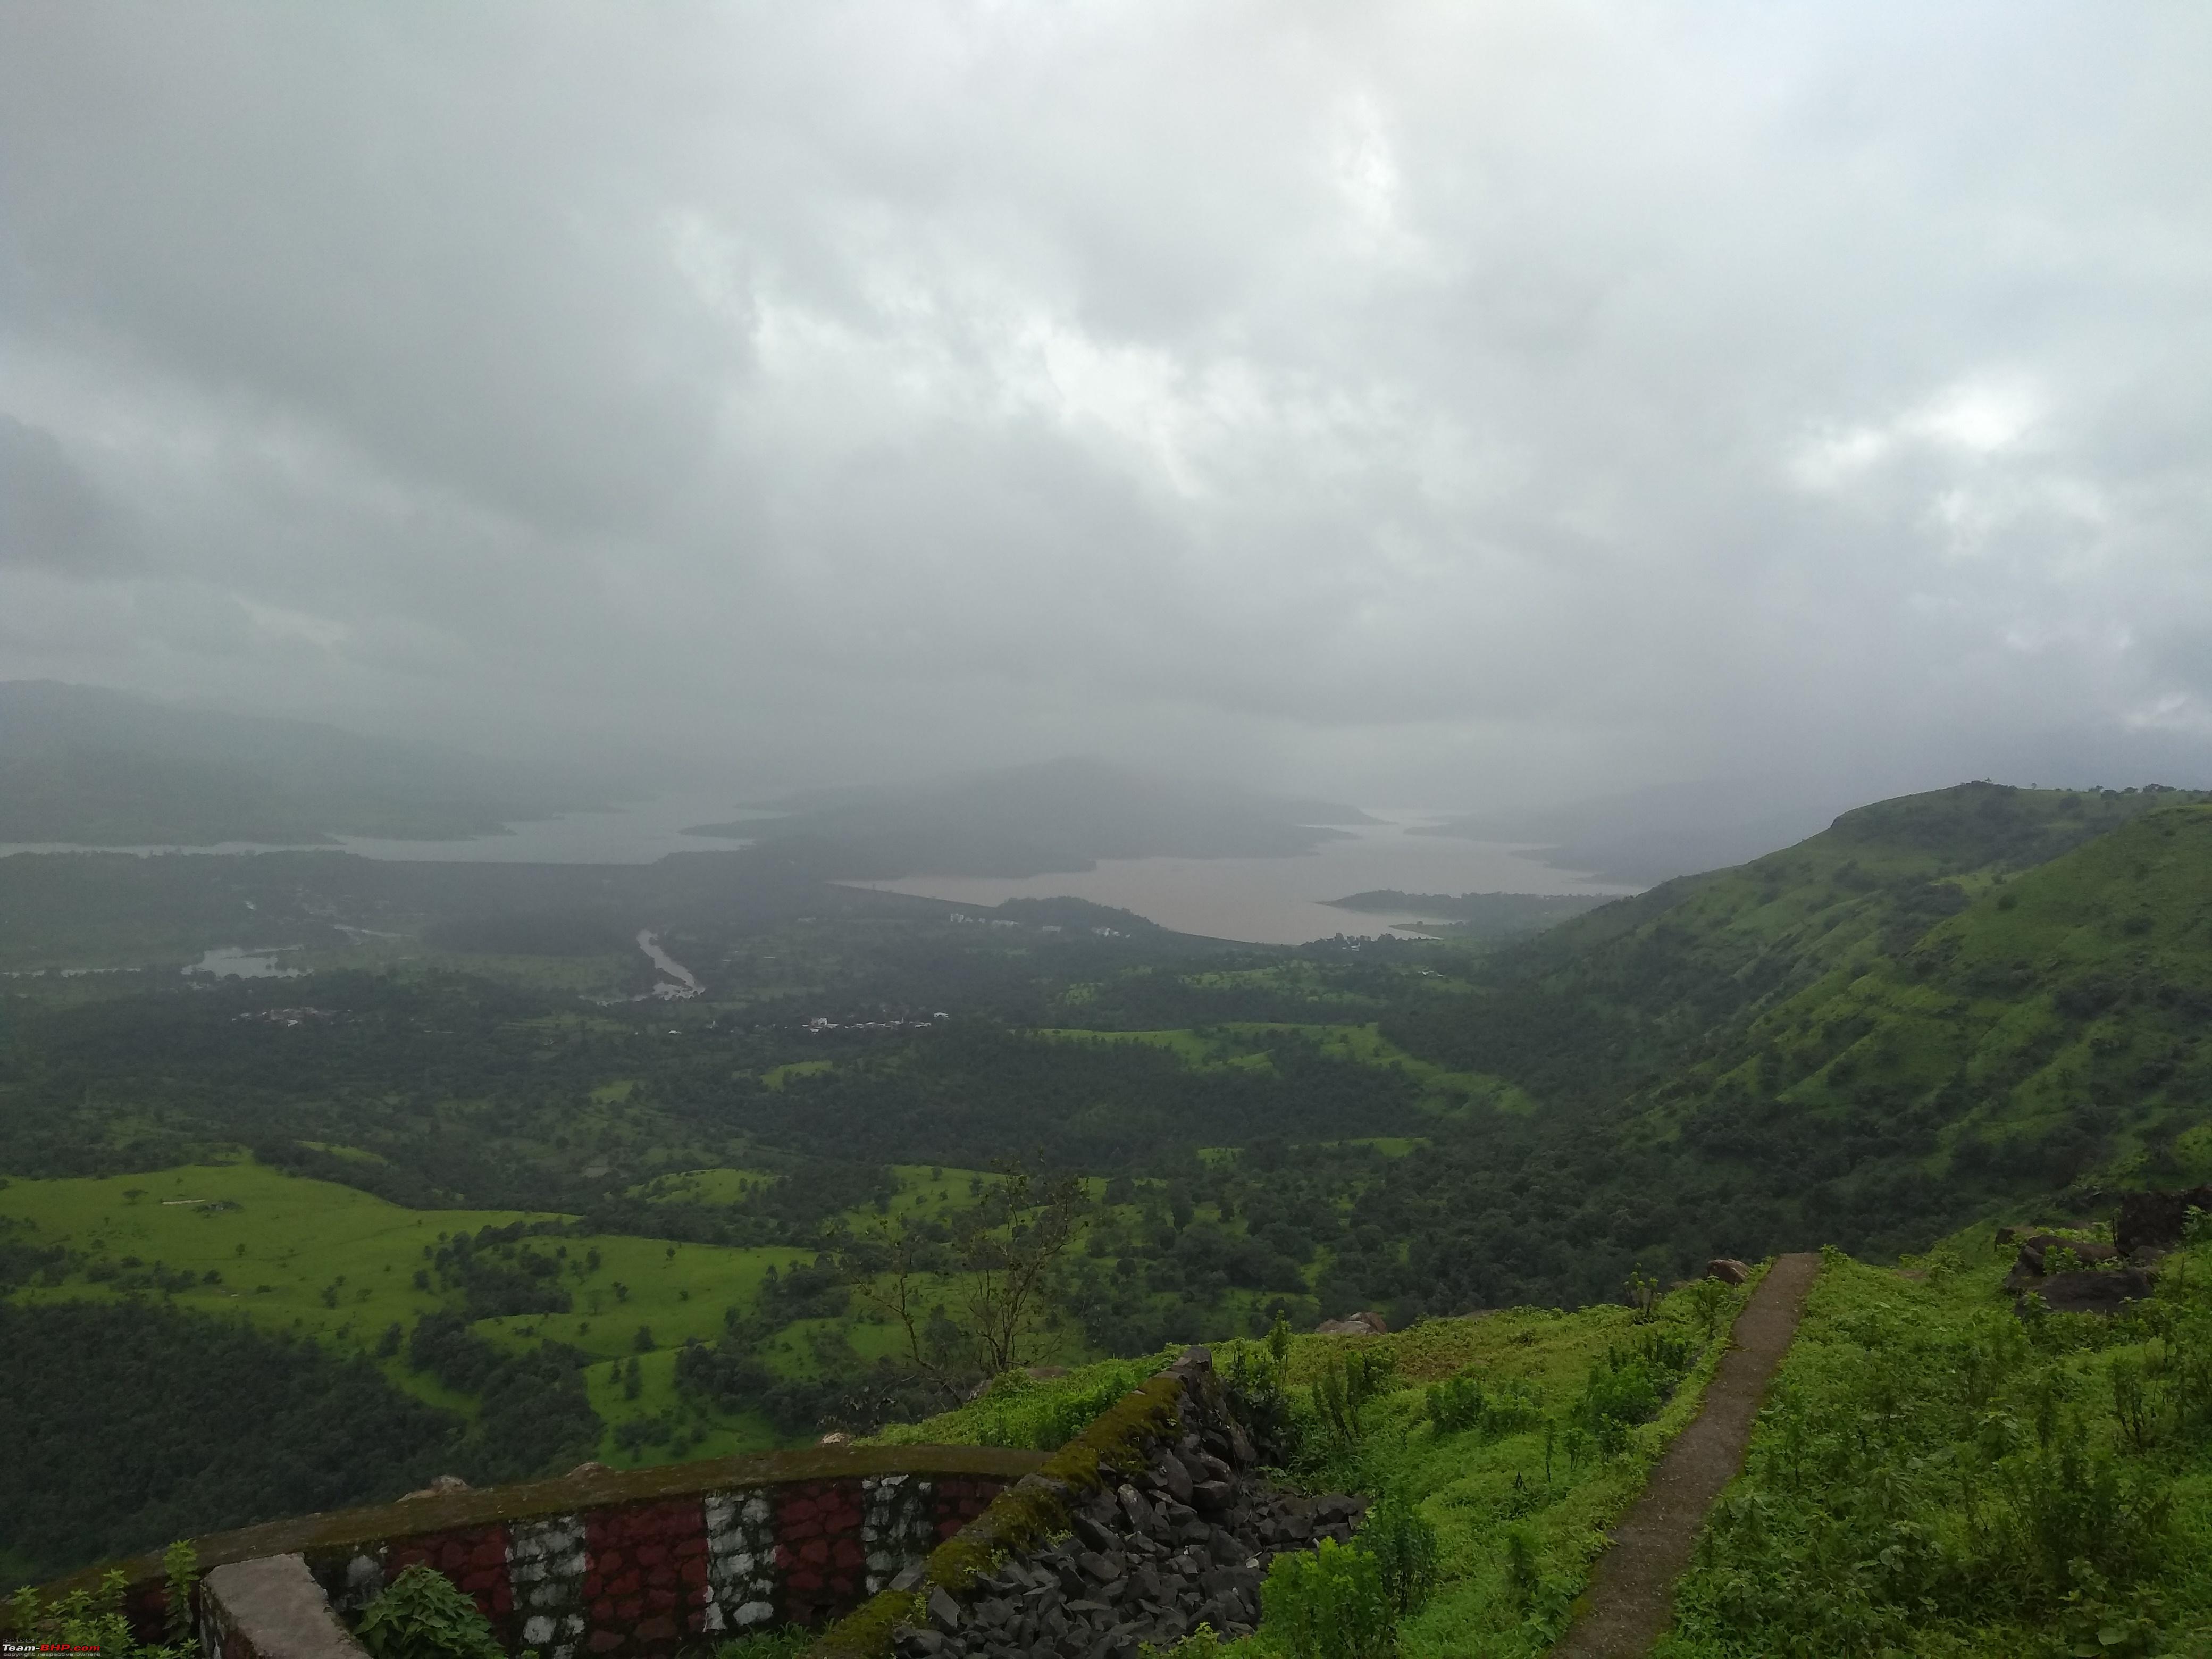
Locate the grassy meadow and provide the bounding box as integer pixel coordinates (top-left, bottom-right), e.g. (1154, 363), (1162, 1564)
(0, 1155), (1158, 1471)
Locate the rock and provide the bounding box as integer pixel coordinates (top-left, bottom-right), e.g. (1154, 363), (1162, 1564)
(564, 1461), (612, 1478)
(2018, 1267), (2156, 1317)
(1705, 1258), (1750, 1285)
(1226, 1423), (1256, 1467)
(818, 1430), (853, 1446)
(1313, 1311), (1388, 1335)
(399, 1474), (470, 1499)
(1115, 1484), (1149, 1531)
(1159, 1455), (1192, 1504)
(2014, 1234), (2117, 1275)
(891, 1338), (1367, 1658)
(928, 1587), (965, 1633)
(2116, 1187), (2212, 1254)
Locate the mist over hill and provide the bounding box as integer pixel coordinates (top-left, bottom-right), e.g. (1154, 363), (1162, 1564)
(688, 757), (1377, 878)
(0, 681), (607, 845)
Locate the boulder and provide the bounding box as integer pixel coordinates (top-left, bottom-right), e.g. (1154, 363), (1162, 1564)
(2014, 1234), (2117, 1275)
(1705, 1258), (1750, 1286)
(2017, 1267), (2155, 1317)
(399, 1474), (470, 1500)
(2116, 1187), (2212, 1255)
(1312, 1311), (1387, 1335)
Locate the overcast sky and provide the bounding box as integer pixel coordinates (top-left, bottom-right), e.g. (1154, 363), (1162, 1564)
(3, 2), (2209, 807)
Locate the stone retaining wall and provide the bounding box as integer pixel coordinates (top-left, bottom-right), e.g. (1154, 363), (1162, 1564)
(809, 1349), (1360, 1659)
(32, 1447), (1041, 1659)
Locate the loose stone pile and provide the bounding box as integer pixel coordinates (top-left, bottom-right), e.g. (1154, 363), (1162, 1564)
(889, 1352), (1362, 1659)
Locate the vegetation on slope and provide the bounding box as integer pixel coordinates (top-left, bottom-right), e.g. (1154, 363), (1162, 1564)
(1663, 1232), (2212, 1658)
(866, 1276), (1750, 1658)
(1328, 786), (2212, 1304)
(0, 1298), (457, 1585)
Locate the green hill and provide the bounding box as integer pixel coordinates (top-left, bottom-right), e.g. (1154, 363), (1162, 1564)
(1326, 784), (2212, 1305)
(1656, 797), (2212, 1197)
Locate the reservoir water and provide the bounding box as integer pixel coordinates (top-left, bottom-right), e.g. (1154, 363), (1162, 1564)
(843, 811), (1641, 945)
(0, 799), (1638, 948)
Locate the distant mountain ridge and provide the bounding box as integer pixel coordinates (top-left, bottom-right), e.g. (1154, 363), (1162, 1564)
(0, 681), (600, 845)
(687, 757), (1377, 878)
(1412, 776), (1867, 884)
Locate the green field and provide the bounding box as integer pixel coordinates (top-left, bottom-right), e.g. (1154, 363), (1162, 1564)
(0, 1152), (1110, 1475)
(0, 1160), (813, 1460)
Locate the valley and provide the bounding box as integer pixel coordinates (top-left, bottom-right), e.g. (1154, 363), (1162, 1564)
(7, 778), (2212, 1653)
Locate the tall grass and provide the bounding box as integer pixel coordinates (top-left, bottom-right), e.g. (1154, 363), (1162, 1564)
(1661, 1241), (2212, 1659)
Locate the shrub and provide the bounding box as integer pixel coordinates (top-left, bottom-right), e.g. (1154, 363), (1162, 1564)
(1221, 1336), (1302, 1466)
(354, 1566), (510, 1659)
(1258, 1538), (1394, 1659)
(1355, 1487), (1439, 1617)
(1425, 1371), (1543, 1441)
(8, 1544), (199, 1659)
(1310, 1348), (1397, 1453)
(1673, 1256), (2194, 1656)
(713, 1629), (811, 1659)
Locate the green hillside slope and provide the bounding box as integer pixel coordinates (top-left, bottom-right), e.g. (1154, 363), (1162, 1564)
(1324, 785), (2212, 1308)
(1386, 783), (2197, 1112)
(1661, 800), (2212, 1197)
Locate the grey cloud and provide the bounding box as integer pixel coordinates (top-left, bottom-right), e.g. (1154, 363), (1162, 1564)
(0, 2), (2208, 803)
(0, 416), (135, 576)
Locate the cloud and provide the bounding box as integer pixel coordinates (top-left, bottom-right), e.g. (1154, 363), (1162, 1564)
(0, 416), (135, 575)
(0, 2), (2208, 801)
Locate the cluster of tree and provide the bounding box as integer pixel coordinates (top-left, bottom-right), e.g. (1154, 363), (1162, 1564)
(423, 1225), (575, 1320)
(0, 1299), (458, 1583)
(404, 1311), (602, 1482)
(745, 1025), (1428, 1173)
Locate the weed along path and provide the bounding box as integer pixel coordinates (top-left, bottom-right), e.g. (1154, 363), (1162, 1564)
(1548, 1252), (1822, 1659)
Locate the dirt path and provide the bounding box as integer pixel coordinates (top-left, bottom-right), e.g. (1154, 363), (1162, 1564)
(1547, 1252), (1822, 1659)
